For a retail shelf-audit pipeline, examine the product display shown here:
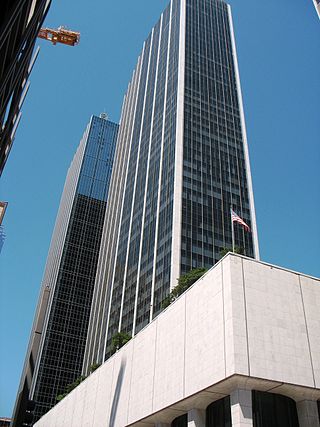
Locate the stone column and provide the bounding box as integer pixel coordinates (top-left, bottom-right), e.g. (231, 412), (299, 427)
(230, 389), (253, 427)
(296, 400), (320, 427)
(188, 408), (205, 427)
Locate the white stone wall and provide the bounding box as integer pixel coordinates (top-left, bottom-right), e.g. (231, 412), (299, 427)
(35, 255), (320, 427)
(243, 257), (314, 386)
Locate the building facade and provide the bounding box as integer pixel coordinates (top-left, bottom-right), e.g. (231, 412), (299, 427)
(84, 0), (259, 371)
(313, 0), (320, 19)
(0, 418), (11, 427)
(0, 201), (8, 225)
(0, 0), (52, 175)
(12, 114), (118, 425)
(0, 201), (8, 253)
(34, 255), (320, 427)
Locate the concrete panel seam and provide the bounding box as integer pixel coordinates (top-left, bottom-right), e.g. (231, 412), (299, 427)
(241, 258), (251, 376)
(151, 319), (158, 412)
(265, 382), (284, 393)
(127, 340), (136, 424)
(299, 275), (316, 388)
(222, 261), (227, 378)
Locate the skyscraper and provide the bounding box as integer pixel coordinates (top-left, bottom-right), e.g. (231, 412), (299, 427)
(0, 201), (7, 253)
(12, 114), (118, 424)
(84, 0), (259, 372)
(312, 0), (320, 18)
(0, 0), (52, 175)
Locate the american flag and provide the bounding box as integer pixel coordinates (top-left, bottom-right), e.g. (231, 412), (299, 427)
(230, 209), (251, 232)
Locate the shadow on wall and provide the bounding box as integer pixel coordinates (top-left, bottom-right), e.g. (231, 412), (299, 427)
(109, 357), (126, 427)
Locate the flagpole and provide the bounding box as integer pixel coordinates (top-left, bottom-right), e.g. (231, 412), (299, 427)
(230, 207), (235, 253)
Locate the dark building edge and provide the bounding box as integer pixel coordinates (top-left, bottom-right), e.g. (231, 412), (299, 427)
(0, 0), (52, 175)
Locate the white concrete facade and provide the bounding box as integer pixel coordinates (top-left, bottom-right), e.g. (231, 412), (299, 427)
(35, 254), (320, 427)
(230, 389), (252, 427)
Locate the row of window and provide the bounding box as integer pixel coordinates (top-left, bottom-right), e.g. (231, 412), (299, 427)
(171, 391), (306, 427)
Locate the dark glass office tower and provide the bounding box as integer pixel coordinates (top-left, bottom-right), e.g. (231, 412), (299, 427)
(0, 0), (52, 175)
(84, 0), (259, 372)
(12, 114), (118, 424)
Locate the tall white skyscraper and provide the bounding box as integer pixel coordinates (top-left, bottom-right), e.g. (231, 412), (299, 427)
(84, 0), (259, 372)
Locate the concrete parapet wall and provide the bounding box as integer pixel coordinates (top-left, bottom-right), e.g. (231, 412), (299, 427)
(35, 254), (320, 426)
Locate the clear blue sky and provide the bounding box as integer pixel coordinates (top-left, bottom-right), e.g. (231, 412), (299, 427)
(0, 0), (319, 418)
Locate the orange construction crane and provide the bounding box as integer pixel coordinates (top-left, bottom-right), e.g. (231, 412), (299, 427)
(38, 26), (80, 46)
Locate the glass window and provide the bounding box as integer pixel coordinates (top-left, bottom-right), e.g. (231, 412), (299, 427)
(206, 396), (231, 427)
(252, 391), (299, 427)
(172, 414), (188, 427)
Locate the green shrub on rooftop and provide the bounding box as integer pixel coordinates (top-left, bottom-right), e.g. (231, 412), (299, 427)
(161, 267), (208, 309)
(111, 331), (132, 355)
